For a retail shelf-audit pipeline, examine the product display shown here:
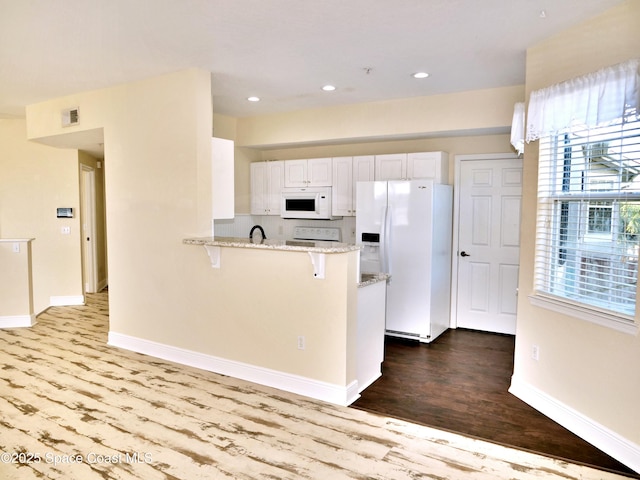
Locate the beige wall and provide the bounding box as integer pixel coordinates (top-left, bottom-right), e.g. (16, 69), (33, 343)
(25, 69), (359, 394)
(228, 84), (523, 215)
(0, 119), (83, 313)
(514, 0), (640, 452)
(28, 69), (215, 336)
(235, 85), (523, 147)
(186, 246), (359, 384)
(231, 145), (261, 215)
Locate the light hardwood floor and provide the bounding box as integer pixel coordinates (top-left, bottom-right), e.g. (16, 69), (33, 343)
(0, 291), (629, 479)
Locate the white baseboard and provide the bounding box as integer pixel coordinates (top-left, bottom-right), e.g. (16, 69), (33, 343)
(0, 314), (37, 328)
(50, 295), (85, 306)
(358, 371), (382, 393)
(510, 375), (640, 473)
(108, 331), (360, 407)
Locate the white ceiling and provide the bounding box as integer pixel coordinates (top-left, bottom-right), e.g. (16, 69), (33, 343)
(0, 0), (624, 120)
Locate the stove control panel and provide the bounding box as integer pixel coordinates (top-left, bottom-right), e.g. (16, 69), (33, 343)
(293, 226), (341, 242)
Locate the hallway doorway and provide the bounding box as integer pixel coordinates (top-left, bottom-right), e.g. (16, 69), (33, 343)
(79, 154), (107, 294)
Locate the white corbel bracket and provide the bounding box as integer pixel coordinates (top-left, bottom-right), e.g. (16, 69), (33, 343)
(308, 252), (325, 279)
(203, 245), (221, 268)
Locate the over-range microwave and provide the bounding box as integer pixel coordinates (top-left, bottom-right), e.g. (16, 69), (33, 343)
(281, 186), (339, 220)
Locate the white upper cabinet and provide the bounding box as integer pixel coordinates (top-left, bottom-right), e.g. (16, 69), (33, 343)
(212, 137), (235, 219)
(332, 157), (353, 216)
(374, 154), (407, 181)
(308, 157), (332, 186)
(407, 151), (449, 183)
(375, 151), (449, 183)
(332, 155), (375, 216)
(352, 156), (375, 214)
(252, 153), (448, 217)
(284, 157), (332, 187)
(284, 159), (306, 187)
(250, 161), (284, 215)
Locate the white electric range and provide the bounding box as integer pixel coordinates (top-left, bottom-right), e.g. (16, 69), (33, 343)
(291, 226), (342, 244)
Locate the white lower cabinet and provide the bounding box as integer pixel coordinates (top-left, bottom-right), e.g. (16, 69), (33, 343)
(357, 280), (386, 393)
(250, 161), (284, 215)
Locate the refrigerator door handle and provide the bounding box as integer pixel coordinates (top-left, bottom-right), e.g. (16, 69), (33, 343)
(386, 206), (392, 275)
(379, 205), (392, 274)
(379, 207), (386, 273)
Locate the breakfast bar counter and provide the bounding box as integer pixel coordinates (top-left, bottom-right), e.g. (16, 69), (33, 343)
(178, 234), (386, 405)
(183, 236), (387, 287)
(183, 236), (360, 254)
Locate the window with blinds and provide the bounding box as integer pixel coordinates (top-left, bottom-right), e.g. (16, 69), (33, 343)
(535, 108), (640, 319)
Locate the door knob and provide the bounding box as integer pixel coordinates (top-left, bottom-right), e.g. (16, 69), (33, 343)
(460, 251), (470, 257)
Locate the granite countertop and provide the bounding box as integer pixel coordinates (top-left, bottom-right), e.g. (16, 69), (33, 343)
(183, 236), (361, 254)
(359, 272), (390, 288)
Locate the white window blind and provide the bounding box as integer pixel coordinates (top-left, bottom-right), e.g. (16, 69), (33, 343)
(535, 109), (640, 318)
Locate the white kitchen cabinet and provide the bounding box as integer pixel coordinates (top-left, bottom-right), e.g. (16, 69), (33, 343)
(332, 155), (375, 216)
(212, 137), (235, 219)
(284, 157), (332, 187)
(374, 153), (407, 180)
(375, 151), (449, 183)
(357, 279), (386, 393)
(283, 159), (306, 187)
(250, 161), (284, 215)
(407, 151), (449, 184)
(332, 157), (352, 216)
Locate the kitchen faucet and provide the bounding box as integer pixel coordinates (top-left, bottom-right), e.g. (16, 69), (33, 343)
(249, 225), (266, 242)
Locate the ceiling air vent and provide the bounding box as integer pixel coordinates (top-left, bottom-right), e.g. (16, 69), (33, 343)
(61, 107), (79, 127)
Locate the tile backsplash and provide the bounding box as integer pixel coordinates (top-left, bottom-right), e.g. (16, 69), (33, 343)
(215, 214), (357, 244)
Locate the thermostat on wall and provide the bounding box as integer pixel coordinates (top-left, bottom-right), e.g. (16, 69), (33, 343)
(57, 207), (73, 218)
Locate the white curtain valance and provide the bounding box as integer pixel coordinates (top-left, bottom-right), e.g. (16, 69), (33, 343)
(510, 102), (525, 155)
(526, 58), (640, 142)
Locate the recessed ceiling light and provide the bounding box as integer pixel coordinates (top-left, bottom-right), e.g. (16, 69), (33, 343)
(412, 72), (430, 79)
(322, 85), (336, 91)
(247, 96), (260, 102)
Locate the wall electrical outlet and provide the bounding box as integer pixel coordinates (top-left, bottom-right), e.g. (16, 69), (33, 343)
(61, 226), (71, 235)
(297, 335), (305, 350)
(532, 344), (540, 361)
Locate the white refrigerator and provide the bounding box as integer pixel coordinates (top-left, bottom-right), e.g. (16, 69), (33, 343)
(356, 180), (453, 343)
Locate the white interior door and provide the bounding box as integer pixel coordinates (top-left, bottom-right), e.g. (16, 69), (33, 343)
(80, 165), (98, 293)
(455, 155), (522, 334)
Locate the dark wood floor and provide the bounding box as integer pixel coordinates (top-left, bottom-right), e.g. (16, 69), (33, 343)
(352, 329), (638, 477)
